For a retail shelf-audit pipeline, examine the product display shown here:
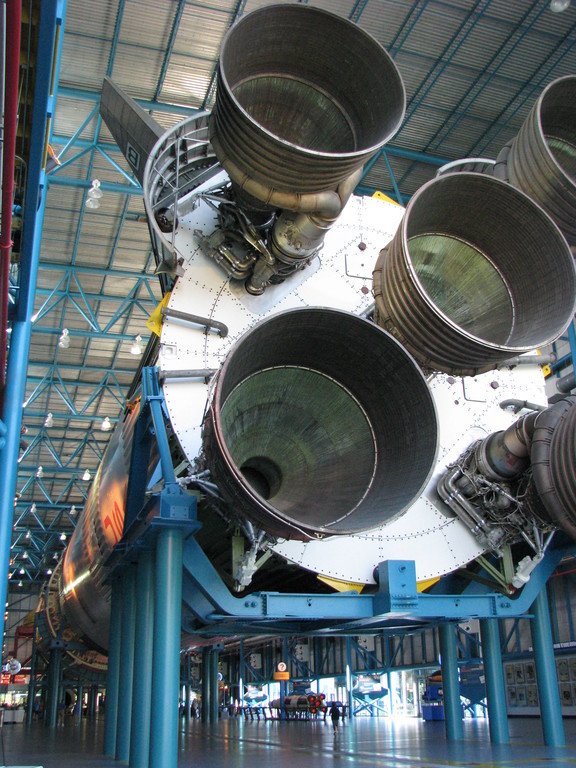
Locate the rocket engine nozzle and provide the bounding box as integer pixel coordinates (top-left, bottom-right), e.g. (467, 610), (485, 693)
(210, 4), (405, 201)
(202, 307), (438, 541)
(209, 4), (405, 291)
(494, 75), (576, 246)
(373, 172), (576, 376)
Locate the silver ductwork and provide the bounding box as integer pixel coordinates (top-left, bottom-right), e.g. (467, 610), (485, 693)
(209, 4), (405, 293)
(372, 172), (576, 376)
(202, 307), (438, 541)
(494, 75), (576, 246)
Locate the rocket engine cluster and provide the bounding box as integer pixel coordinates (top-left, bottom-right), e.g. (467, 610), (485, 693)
(41, 4), (576, 661)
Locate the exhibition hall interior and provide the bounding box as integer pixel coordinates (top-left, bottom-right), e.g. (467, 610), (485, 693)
(1, 0), (576, 766)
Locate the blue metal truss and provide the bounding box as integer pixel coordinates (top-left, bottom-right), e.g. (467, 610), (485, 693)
(111, 369), (576, 641)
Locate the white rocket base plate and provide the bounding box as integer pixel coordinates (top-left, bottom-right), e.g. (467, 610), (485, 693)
(159, 193), (547, 585)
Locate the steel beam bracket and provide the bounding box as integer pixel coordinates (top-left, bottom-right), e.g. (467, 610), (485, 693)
(373, 560), (419, 615)
(120, 367), (200, 551)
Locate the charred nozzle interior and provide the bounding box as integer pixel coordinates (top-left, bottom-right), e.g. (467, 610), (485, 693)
(203, 308), (438, 540)
(210, 4), (405, 198)
(373, 172), (576, 376)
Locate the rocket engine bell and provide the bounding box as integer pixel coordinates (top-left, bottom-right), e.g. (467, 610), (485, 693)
(202, 308), (438, 540)
(494, 75), (576, 246)
(372, 172), (576, 376)
(208, 4), (405, 293)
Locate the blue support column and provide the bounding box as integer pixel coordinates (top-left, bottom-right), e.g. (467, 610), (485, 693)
(150, 527), (183, 768)
(130, 549), (155, 768)
(201, 648), (210, 723)
(185, 652), (192, 719)
(104, 578), (123, 756)
(75, 685), (83, 726)
(479, 618), (509, 744)
(117, 566), (137, 761)
(89, 685), (98, 718)
(46, 645), (62, 729)
(25, 615), (39, 725)
(346, 636), (353, 719)
(0, 0), (63, 649)
(531, 587), (565, 747)
(439, 623), (463, 741)
(210, 646), (220, 722)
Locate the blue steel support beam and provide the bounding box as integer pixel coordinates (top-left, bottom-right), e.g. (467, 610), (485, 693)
(75, 686), (83, 726)
(0, 0), (64, 649)
(25, 616), (39, 724)
(479, 618), (509, 743)
(531, 587), (565, 747)
(89, 686), (98, 718)
(47, 174), (141, 195)
(130, 550), (155, 768)
(184, 653), (192, 720)
(46, 644), (63, 729)
(57, 85), (203, 117)
(181, 543), (570, 629)
(30, 326), (148, 343)
(150, 527), (184, 768)
(104, 579), (122, 757)
(116, 565), (137, 762)
(346, 636), (353, 719)
(201, 647), (210, 723)
(568, 320), (576, 370)
(210, 646), (220, 723)
(439, 623), (463, 741)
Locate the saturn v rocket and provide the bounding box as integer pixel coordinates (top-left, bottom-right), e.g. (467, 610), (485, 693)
(41, 4), (576, 664)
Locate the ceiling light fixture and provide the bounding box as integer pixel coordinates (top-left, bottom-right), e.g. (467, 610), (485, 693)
(85, 178), (103, 209)
(58, 328), (70, 349)
(550, 0), (570, 10)
(70, 505), (77, 516)
(130, 335), (143, 356)
(82, 469), (91, 482)
(44, 412), (54, 428)
(100, 416), (112, 432)
(60, 532), (67, 541)
(36, 466), (43, 478)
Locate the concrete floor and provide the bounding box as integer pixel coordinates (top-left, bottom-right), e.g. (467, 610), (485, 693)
(2, 714), (576, 767)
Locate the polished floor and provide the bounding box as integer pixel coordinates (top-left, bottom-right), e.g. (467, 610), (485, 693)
(2, 714), (576, 768)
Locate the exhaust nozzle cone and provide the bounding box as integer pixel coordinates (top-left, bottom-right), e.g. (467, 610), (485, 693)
(210, 4), (405, 198)
(203, 308), (438, 540)
(373, 173), (576, 376)
(495, 75), (576, 246)
(527, 397), (576, 540)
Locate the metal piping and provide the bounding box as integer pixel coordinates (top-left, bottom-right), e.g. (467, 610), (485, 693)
(556, 371), (575, 394)
(497, 353), (557, 368)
